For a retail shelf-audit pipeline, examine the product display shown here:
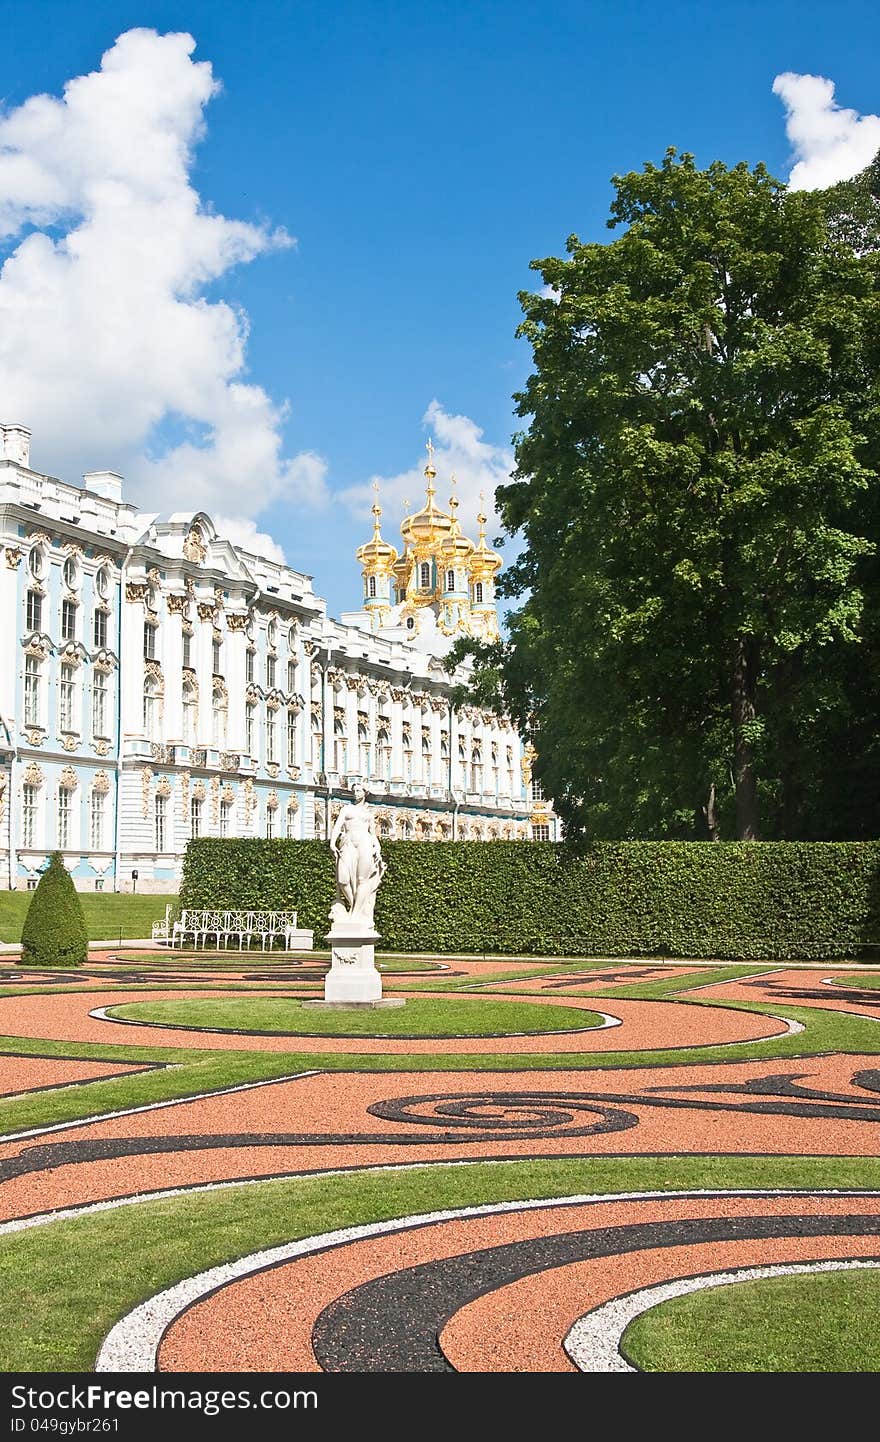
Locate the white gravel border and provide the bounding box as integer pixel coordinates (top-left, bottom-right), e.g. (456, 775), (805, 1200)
(564, 1257), (880, 1372)
(92, 1187), (880, 1373)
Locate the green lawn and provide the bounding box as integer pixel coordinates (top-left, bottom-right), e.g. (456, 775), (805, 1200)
(107, 995), (605, 1038)
(623, 1268), (880, 1372)
(0, 893), (177, 944)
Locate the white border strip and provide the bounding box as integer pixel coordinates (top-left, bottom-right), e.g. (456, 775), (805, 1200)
(94, 1187), (880, 1373)
(89, 1004), (623, 1036)
(564, 1258), (880, 1372)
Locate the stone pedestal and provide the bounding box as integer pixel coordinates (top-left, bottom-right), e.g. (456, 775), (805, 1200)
(308, 924), (403, 1008)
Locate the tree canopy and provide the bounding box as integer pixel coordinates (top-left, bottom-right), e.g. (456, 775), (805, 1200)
(455, 148), (880, 840)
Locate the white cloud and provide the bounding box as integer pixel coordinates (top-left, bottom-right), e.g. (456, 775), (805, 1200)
(773, 72), (880, 190)
(213, 514), (287, 564)
(340, 399), (513, 544)
(0, 28), (329, 519)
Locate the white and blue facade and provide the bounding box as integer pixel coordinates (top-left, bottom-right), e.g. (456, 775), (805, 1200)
(0, 423), (558, 891)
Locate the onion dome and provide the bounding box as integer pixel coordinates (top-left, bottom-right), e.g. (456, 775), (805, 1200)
(439, 480), (475, 563)
(401, 438), (452, 550)
(468, 498), (503, 579)
(356, 488), (398, 573)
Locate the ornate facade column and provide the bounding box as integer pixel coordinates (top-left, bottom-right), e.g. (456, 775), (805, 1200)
(121, 582), (147, 739)
(195, 600), (215, 743)
(225, 611), (248, 753)
(163, 598), (186, 743)
(390, 686), (405, 783)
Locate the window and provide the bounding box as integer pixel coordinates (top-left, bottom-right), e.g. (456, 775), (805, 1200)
(288, 625), (297, 650)
(531, 778), (544, 802)
(311, 710), (321, 769)
(26, 590), (42, 632)
(358, 719), (371, 778)
(28, 547), (45, 581)
(57, 789), (71, 849)
(219, 800), (231, 838)
(63, 555), (78, 590)
(213, 637), (222, 674)
(59, 663), (75, 732)
(246, 702), (256, 756)
(183, 683), (196, 745)
(95, 566), (110, 601)
(155, 794), (166, 852)
(377, 723), (391, 779)
(440, 730), (450, 761)
(406, 617), (415, 631)
(266, 655), (276, 688)
(246, 649), (255, 683)
(266, 711), (277, 763)
(267, 618), (278, 649)
(93, 610), (108, 649)
(90, 790), (105, 850)
(470, 744), (482, 793)
(446, 569), (455, 592)
(287, 659), (296, 693)
(143, 677), (159, 737)
(22, 784), (38, 847)
(474, 581), (484, 604)
(143, 622), (156, 659)
(286, 808), (297, 839)
(368, 575), (377, 598)
(182, 629), (192, 668)
(287, 709), (297, 765)
(419, 561), (430, 589)
(532, 823), (550, 842)
(190, 797), (202, 838)
(61, 599), (76, 642)
(24, 655), (41, 727)
(212, 687), (227, 747)
(333, 714), (347, 774)
(92, 671), (108, 737)
(266, 807), (275, 839)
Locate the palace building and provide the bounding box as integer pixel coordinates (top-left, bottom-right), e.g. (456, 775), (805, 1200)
(0, 424), (557, 890)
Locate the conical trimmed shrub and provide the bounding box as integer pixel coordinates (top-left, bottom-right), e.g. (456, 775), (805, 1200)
(20, 852), (88, 967)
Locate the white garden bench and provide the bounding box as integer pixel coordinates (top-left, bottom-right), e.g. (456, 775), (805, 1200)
(167, 908), (313, 952)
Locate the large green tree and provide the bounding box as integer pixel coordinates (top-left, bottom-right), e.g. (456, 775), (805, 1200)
(458, 149), (880, 840)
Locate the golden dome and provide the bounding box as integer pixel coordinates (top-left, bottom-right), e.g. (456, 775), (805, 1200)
(468, 499), (502, 578)
(440, 483), (475, 562)
(401, 439), (452, 551)
(356, 489), (398, 573)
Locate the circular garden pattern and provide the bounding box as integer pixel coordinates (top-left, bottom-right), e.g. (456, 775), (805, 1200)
(0, 950), (879, 1372)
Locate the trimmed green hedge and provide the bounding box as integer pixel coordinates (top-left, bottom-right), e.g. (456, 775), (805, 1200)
(20, 852), (88, 967)
(179, 839), (880, 960)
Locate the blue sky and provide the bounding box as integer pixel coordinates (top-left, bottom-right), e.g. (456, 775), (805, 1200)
(2, 0), (879, 617)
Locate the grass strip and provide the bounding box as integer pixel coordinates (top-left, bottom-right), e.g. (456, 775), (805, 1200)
(623, 1269), (880, 1372)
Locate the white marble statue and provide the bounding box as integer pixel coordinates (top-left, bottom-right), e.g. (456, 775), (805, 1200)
(328, 784), (386, 932)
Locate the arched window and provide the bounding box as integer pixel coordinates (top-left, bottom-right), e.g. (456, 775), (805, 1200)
(143, 676), (159, 737)
(212, 686), (227, 747)
(419, 561), (430, 589)
(95, 566), (110, 601)
(22, 783), (39, 848)
(368, 575), (377, 598)
(183, 683), (197, 745)
(358, 717), (370, 777)
(28, 546), (45, 581)
(474, 581), (484, 605)
(24, 655), (42, 727)
(446, 569), (455, 592)
(63, 555), (79, 590)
